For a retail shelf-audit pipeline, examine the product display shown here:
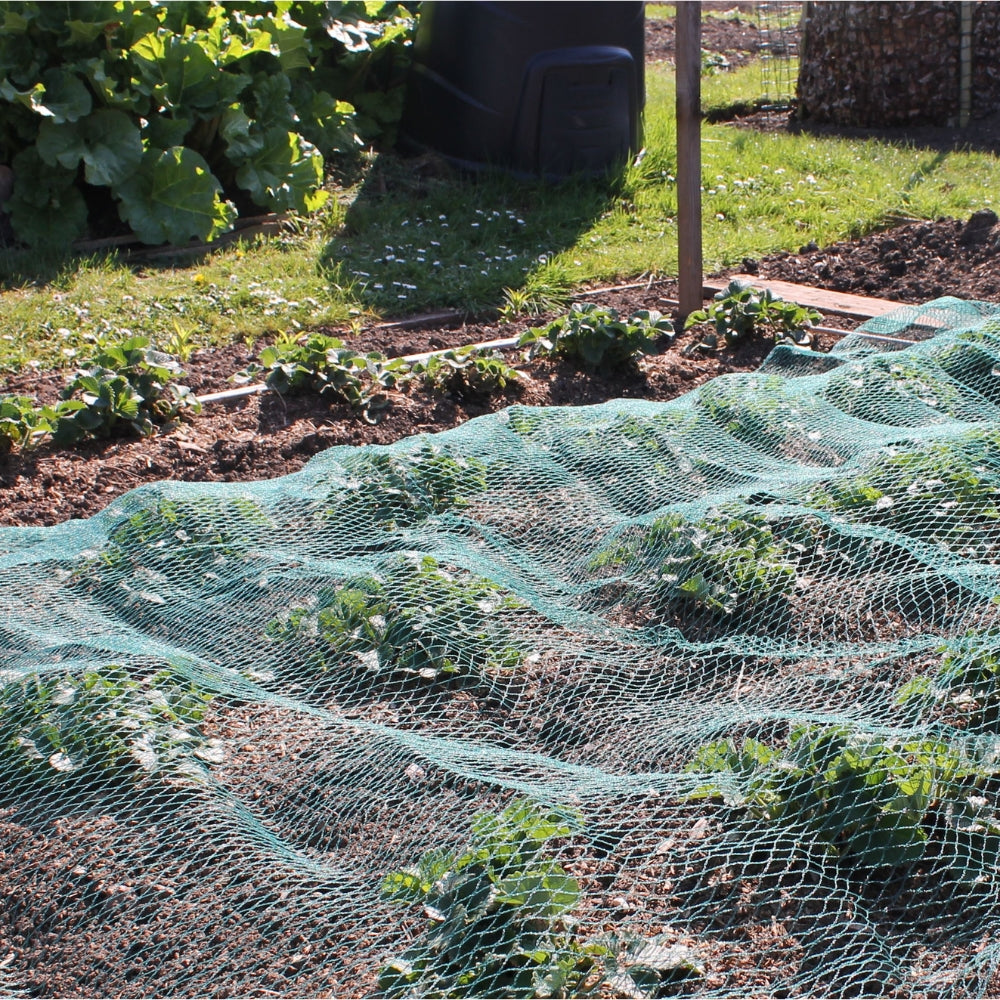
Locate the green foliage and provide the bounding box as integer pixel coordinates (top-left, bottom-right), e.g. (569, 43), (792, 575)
(806, 428), (1000, 555)
(267, 555), (526, 686)
(85, 496), (272, 590)
(592, 506), (798, 618)
(696, 374), (824, 454)
(0, 394), (79, 452)
(411, 347), (519, 401)
(0, 1), (416, 247)
(379, 798), (702, 998)
(687, 725), (999, 869)
(518, 303), (672, 371)
(114, 145), (237, 247)
(335, 443), (489, 530)
(0, 664), (222, 792)
(822, 354), (968, 421)
(898, 635), (1000, 734)
(684, 279), (822, 350)
(52, 335), (200, 443)
(701, 49), (731, 75)
(250, 332), (408, 420)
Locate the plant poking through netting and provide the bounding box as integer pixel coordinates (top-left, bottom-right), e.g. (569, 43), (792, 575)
(379, 798), (704, 998)
(518, 304), (672, 371)
(53, 336), (200, 443)
(266, 556), (527, 688)
(590, 506), (799, 621)
(686, 723), (1000, 871)
(684, 279), (822, 351)
(0, 665), (222, 795)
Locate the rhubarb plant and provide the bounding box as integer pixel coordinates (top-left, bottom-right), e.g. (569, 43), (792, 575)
(0, 2), (415, 248)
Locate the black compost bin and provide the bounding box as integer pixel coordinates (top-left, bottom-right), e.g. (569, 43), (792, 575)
(400, 1), (645, 178)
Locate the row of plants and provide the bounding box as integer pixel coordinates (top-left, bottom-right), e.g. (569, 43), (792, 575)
(0, 1), (416, 248)
(574, 425), (999, 632)
(0, 303), (678, 452)
(378, 630), (1000, 996)
(0, 334), (200, 452)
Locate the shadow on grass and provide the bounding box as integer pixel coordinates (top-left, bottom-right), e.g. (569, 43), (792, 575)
(321, 150), (630, 320)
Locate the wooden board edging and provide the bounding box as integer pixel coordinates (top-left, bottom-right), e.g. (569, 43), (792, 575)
(703, 274), (906, 320)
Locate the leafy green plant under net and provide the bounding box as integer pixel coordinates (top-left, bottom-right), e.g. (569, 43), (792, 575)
(332, 444), (489, 531)
(0, 664), (221, 795)
(590, 505), (799, 622)
(266, 555), (527, 690)
(686, 723), (1000, 871)
(380, 798), (703, 999)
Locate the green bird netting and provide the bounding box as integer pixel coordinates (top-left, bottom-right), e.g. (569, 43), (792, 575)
(4, 296), (1000, 998)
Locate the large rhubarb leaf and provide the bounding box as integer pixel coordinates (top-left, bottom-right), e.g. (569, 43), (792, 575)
(113, 146), (236, 246)
(234, 128), (327, 214)
(7, 147), (88, 248)
(37, 109), (143, 187)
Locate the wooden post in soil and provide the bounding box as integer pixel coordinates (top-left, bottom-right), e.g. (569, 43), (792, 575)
(676, 1), (703, 322)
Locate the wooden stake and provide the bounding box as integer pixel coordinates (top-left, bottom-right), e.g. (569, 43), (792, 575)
(676, 1), (703, 322)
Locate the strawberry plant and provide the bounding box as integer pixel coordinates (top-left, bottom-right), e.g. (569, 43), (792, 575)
(334, 444), (488, 531)
(0, 664), (222, 793)
(590, 506), (798, 620)
(898, 634), (1000, 734)
(411, 347), (519, 401)
(52, 335), (200, 443)
(684, 278), (821, 350)
(379, 798), (702, 998)
(930, 329), (1000, 405)
(0, 394), (81, 453)
(518, 303), (671, 371)
(266, 555), (526, 687)
(686, 725), (1000, 870)
(696, 374), (820, 454)
(805, 429), (1000, 555)
(822, 355), (966, 423)
(97, 495), (270, 573)
(250, 333), (408, 421)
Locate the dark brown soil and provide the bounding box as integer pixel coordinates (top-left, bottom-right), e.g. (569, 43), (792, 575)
(646, 3), (762, 68)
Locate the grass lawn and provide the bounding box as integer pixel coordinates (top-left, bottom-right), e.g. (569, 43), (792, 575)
(2, 56), (998, 374)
